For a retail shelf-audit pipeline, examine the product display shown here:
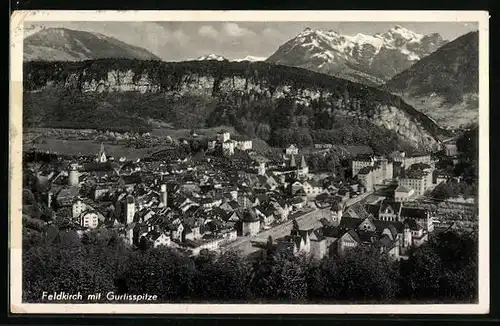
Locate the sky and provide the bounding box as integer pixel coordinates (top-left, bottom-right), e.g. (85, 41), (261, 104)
(24, 21), (478, 61)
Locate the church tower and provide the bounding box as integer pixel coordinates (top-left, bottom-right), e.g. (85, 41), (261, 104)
(160, 184), (168, 207)
(68, 163), (80, 187)
(330, 200), (343, 227)
(125, 195), (136, 225)
(300, 155), (308, 174)
(258, 162), (266, 176)
(97, 143), (107, 163)
(289, 154), (296, 169)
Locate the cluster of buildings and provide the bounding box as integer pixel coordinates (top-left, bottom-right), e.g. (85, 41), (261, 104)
(207, 130), (253, 156)
(274, 198), (434, 261)
(28, 136), (360, 257)
(26, 134), (442, 261)
(351, 151), (437, 201)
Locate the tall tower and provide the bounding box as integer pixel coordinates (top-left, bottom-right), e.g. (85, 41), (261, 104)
(300, 155), (309, 176)
(289, 154), (296, 168)
(125, 195), (136, 225)
(330, 201), (343, 227)
(68, 163), (80, 187)
(97, 143), (107, 163)
(258, 162), (266, 176)
(160, 184), (168, 207)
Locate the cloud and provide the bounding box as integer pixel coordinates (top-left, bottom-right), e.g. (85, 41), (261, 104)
(198, 25), (219, 38)
(223, 23), (255, 38)
(262, 27), (284, 40)
(170, 29), (190, 46)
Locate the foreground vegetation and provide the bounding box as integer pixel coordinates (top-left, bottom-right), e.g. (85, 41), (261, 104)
(23, 225), (477, 304)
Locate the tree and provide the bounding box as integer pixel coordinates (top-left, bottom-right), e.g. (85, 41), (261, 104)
(309, 247), (399, 302)
(193, 250), (253, 302)
(252, 252), (308, 302)
(23, 241), (116, 302)
(124, 247), (196, 301)
(292, 219), (299, 232)
(256, 123), (271, 141)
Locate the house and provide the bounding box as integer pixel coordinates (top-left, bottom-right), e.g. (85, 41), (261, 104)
(303, 179), (324, 197)
(290, 196), (306, 210)
(222, 211), (242, 229)
(352, 154), (375, 177)
(93, 184), (112, 201)
(56, 186), (81, 207)
(146, 230), (171, 248)
(216, 131), (231, 142)
(241, 209), (260, 236)
(337, 229), (360, 255)
(221, 229), (238, 242)
(207, 139), (217, 150)
(285, 144), (299, 156)
(255, 205), (275, 227)
(399, 171), (427, 196)
(394, 185), (414, 202)
(220, 200), (241, 213)
(183, 225), (203, 241)
(309, 229), (327, 260)
(378, 201), (402, 222)
(291, 181), (304, 195)
(170, 221), (184, 241)
(185, 238), (223, 256)
(233, 136), (253, 151)
(222, 140), (235, 156)
(77, 210), (100, 229)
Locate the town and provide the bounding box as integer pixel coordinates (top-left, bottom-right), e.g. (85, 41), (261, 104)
(23, 128), (477, 262)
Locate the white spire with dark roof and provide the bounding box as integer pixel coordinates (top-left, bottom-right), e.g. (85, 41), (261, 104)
(98, 143), (107, 163)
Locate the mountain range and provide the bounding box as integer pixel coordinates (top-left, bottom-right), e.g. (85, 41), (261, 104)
(196, 54), (266, 62)
(23, 26), (478, 130)
(23, 28), (161, 62)
(383, 31), (479, 129)
(266, 26), (447, 86)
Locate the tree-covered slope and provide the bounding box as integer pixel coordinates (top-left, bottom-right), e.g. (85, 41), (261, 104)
(23, 59), (449, 153)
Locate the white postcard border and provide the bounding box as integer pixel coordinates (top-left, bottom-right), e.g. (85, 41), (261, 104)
(9, 10), (490, 314)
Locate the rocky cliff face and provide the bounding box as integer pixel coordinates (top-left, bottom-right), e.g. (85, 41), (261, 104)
(24, 59), (446, 151)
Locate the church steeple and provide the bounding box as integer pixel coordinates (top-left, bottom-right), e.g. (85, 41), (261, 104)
(290, 154), (296, 168)
(98, 143), (107, 163)
(300, 155), (307, 169)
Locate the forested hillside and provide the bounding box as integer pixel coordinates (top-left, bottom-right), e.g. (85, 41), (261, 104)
(24, 59), (449, 154)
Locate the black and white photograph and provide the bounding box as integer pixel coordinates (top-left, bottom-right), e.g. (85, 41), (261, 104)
(10, 10), (489, 314)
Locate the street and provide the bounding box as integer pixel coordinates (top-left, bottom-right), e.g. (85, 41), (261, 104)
(223, 190), (373, 256)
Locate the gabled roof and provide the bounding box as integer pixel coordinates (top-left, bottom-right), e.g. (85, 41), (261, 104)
(343, 229), (360, 243)
(383, 224), (398, 240)
(379, 201), (402, 215)
(365, 204), (380, 218)
(344, 202), (372, 220)
(394, 185), (410, 193)
(241, 209), (259, 222)
(378, 234), (393, 248)
(403, 218), (423, 231)
(372, 219), (404, 234)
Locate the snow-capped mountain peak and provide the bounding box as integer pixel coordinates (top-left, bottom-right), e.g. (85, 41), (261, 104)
(233, 55), (267, 62)
(196, 54), (227, 61)
(266, 25), (448, 86)
(382, 25), (424, 44)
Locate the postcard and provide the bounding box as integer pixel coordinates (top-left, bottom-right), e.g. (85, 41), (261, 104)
(9, 10), (489, 314)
